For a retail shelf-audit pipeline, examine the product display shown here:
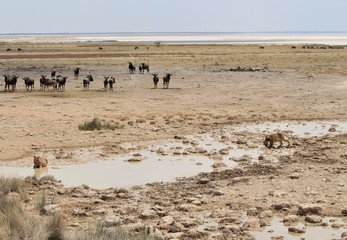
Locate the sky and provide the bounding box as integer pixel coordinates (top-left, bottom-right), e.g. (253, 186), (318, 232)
(1, 0), (347, 34)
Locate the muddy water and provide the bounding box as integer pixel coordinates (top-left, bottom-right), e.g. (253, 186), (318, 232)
(251, 216), (347, 240)
(0, 120), (346, 188)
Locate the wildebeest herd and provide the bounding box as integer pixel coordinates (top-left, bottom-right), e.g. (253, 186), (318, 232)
(2, 64), (174, 92)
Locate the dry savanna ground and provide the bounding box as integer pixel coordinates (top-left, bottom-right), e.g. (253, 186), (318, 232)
(0, 42), (346, 239)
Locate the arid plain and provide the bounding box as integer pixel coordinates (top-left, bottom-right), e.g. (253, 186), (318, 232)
(0, 42), (347, 239)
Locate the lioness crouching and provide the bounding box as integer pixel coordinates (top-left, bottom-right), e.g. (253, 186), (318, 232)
(33, 156), (48, 168)
(263, 133), (290, 149)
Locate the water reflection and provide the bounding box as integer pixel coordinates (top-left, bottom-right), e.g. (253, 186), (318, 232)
(0, 120), (346, 189)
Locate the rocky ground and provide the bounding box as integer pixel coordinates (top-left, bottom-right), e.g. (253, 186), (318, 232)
(0, 43), (347, 239)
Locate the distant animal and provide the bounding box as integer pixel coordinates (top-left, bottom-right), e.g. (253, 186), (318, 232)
(134, 46), (139, 50)
(140, 63), (150, 73)
(152, 73), (159, 89)
(39, 75), (47, 91)
(128, 62), (136, 74)
(51, 71), (56, 78)
(163, 73), (172, 89)
(103, 76), (109, 90)
(6, 48), (11, 52)
(98, 47), (103, 50)
(259, 46), (265, 49)
(74, 67), (80, 79)
(291, 46), (296, 49)
(263, 133), (290, 149)
(17, 48), (22, 52)
(22, 77), (35, 91)
(83, 74), (93, 90)
(56, 76), (67, 91)
(43, 78), (57, 92)
(33, 156), (48, 169)
(108, 77), (115, 91)
(3, 74), (18, 91)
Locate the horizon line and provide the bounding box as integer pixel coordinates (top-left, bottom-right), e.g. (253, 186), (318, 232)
(1, 31), (347, 35)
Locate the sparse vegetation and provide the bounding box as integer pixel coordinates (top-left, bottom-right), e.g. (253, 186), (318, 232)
(0, 176), (155, 240)
(78, 118), (124, 131)
(71, 222), (159, 240)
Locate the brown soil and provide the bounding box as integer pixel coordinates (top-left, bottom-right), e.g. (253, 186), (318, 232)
(0, 43), (346, 239)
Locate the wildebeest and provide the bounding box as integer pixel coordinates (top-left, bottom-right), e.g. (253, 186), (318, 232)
(39, 75), (47, 91)
(74, 67), (80, 79)
(39, 75), (57, 92)
(259, 46), (264, 49)
(3, 75), (18, 91)
(151, 73), (159, 89)
(108, 77), (115, 91)
(22, 77), (35, 91)
(128, 62), (136, 74)
(83, 75), (94, 90)
(291, 46), (296, 49)
(56, 76), (67, 91)
(6, 48), (11, 52)
(103, 76), (109, 90)
(103, 76), (115, 91)
(51, 71), (56, 78)
(163, 73), (172, 89)
(17, 48), (22, 52)
(99, 47), (103, 50)
(140, 63), (150, 73)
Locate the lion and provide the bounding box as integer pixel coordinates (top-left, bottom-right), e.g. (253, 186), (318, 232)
(33, 156), (48, 168)
(263, 132), (290, 149)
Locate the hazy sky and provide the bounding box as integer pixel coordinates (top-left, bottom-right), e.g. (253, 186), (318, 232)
(1, 0), (347, 34)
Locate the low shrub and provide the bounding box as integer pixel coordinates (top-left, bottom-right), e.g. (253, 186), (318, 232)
(78, 118), (124, 131)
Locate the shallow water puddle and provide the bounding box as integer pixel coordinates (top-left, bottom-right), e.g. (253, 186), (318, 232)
(0, 120), (346, 188)
(251, 216), (347, 240)
(232, 120), (347, 137)
(0, 152), (212, 188)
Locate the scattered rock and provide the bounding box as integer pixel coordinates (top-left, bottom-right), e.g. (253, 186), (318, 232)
(140, 210), (158, 220)
(305, 215), (322, 223)
(298, 204), (322, 216)
(42, 204), (61, 215)
(288, 226), (306, 233)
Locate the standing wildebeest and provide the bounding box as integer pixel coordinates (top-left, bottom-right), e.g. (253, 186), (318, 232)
(17, 48), (22, 52)
(128, 62), (136, 74)
(99, 47), (103, 50)
(51, 71), (56, 78)
(163, 73), (172, 89)
(40, 75), (48, 91)
(103, 76), (109, 90)
(40, 75), (57, 92)
(6, 48), (11, 52)
(108, 77), (115, 91)
(22, 77), (35, 91)
(83, 75), (94, 90)
(74, 67), (80, 79)
(151, 73), (159, 89)
(3, 75), (18, 91)
(140, 63), (150, 73)
(56, 76), (67, 91)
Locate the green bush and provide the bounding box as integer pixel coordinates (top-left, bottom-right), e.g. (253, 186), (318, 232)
(78, 118), (124, 131)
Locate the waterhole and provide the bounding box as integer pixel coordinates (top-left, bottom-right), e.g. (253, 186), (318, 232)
(0, 120), (346, 188)
(251, 216), (347, 240)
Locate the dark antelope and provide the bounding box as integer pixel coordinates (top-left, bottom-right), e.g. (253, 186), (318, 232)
(140, 63), (150, 74)
(83, 75), (94, 90)
(151, 73), (159, 89)
(128, 62), (136, 74)
(22, 77), (35, 91)
(74, 67), (80, 79)
(163, 73), (172, 89)
(3, 75), (18, 91)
